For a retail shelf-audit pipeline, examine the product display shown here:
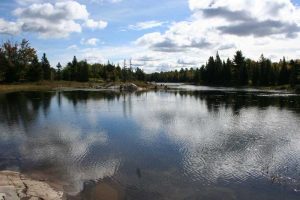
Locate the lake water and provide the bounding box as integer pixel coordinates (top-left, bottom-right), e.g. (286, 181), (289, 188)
(0, 86), (300, 199)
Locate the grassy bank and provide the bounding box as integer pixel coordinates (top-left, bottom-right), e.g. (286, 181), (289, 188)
(1, 81), (297, 93)
(0, 80), (155, 93)
(0, 81), (93, 93)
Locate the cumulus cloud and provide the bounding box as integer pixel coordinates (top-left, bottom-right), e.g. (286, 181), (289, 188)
(13, 1), (89, 38)
(135, 23), (213, 53)
(218, 20), (300, 38)
(7, 0), (300, 72)
(0, 18), (21, 35)
(83, 19), (108, 30)
(128, 20), (166, 31)
(14, 1), (89, 20)
(89, 0), (123, 3)
(177, 58), (198, 65)
(81, 38), (100, 46)
(16, 0), (122, 5)
(1, 1), (107, 38)
(190, 0), (300, 38)
(132, 0), (300, 71)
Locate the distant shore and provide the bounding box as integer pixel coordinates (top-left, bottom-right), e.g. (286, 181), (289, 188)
(0, 81), (160, 93)
(0, 81), (298, 93)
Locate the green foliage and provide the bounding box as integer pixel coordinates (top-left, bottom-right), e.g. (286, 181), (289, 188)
(26, 55), (43, 82)
(56, 62), (62, 80)
(41, 53), (51, 80)
(1, 39), (299, 88)
(148, 50), (299, 88)
(0, 40), (53, 83)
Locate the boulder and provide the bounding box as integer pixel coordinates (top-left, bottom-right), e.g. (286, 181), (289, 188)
(120, 83), (139, 91)
(0, 171), (63, 200)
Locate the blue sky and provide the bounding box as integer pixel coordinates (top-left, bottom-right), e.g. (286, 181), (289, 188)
(1, 0), (300, 72)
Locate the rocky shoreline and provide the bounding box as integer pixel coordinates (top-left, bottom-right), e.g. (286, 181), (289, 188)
(0, 171), (63, 200)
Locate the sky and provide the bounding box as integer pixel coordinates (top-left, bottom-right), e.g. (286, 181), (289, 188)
(1, 0), (300, 72)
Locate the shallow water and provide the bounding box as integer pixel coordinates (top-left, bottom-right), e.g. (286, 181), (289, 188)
(0, 88), (300, 199)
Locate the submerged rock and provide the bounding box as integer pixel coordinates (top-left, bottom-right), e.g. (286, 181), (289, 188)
(0, 171), (63, 200)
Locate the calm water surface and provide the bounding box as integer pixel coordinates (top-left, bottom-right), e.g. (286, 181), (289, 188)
(0, 86), (300, 199)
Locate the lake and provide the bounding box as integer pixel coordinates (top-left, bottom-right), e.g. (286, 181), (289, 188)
(0, 86), (300, 199)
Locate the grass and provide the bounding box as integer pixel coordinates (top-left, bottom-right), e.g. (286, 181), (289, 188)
(0, 80), (154, 93)
(0, 81), (97, 93)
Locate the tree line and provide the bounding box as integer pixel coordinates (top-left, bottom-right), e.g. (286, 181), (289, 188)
(149, 51), (300, 87)
(1, 40), (299, 87)
(0, 40), (146, 83)
(0, 39), (52, 82)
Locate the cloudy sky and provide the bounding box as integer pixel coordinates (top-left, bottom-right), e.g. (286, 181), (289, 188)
(1, 0), (300, 72)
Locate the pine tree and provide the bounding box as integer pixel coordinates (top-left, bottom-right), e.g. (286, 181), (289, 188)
(289, 60), (298, 87)
(71, 56), (78, 81)
(279, 57), (289, 85)
(26, 55), (42, 82)
(252, 62), (260, 86)
(215, 52), (223, 84)
(206, 56), (215, 84)
(233, 51), (247, 85)
(78, 60), (89, 82)
(223, 58), (232, 85)
(41, 53), (51, 80)
(56, 62), (62, 80)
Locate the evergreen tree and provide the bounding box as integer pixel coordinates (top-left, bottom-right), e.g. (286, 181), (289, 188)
(289, 60), (298, 87)
(223, 58), (232, 85)
(206, 56), (215, 84)
(215, 52), (223, 84)
(71, 56), (78, 81)
(41, 53), (51, 80)
(78, 60), (89, 82)
(279, 57), (289, 85)
(136, 67), (146, 81)
(233, 51), (246, 85)
(26, 55), (42, 82)
(252, 62), (260, 86)
(56, 62), (62, 80)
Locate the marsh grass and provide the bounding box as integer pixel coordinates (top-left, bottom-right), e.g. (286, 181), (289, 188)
(0, 80), (153, 93)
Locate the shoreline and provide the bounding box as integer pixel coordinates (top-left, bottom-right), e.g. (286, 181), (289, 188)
(0, 81), (298, 94)
(0, 81), (157, 93)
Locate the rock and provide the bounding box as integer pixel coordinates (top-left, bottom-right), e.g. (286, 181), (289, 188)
(120, 83), (139, 91)
(0, 193), (5, 200)
(0, 171), (63, 200)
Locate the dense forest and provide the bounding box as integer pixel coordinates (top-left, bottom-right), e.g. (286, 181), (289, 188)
(0, 39), (299, 87)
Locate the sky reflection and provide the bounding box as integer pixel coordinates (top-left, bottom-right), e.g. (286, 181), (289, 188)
(0, 90), (300, 199)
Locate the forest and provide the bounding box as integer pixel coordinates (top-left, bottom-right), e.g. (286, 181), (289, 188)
(0, 39), (299, 87)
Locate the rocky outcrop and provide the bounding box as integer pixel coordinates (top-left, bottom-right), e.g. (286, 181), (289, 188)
(94, 83), (142, 91)
(0, 171), (63, 200)
(119, 83), (139, 91)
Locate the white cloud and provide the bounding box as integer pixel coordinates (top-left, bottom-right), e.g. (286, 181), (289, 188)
(83, 19), (108, 30)
(0, 18), (21, 35)
(14, 1), (90, 20)
(16, 0), (123, 4)
(131, 0), (300, 71)
(10, 0), (300, 72)
(128, 20), (166, 31)
(3, 1), (107, 38)
(81, 38), (100, 46)
(67, 44), (79, 50)
(12, 1), (88, 38)
(89, 0), (123, 3)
